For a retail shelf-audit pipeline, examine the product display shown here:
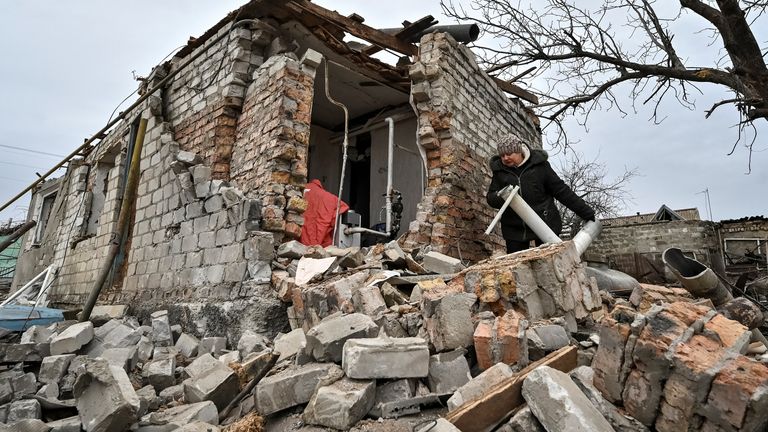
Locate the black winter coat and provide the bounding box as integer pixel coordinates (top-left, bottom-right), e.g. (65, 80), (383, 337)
(486, 149), (595, 242)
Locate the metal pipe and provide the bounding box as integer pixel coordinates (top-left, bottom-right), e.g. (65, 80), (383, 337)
(507, 192), (561, 245)
(585, 265), (640, 294)
(662, 247), (733, 306)
(0, 265), (51, 307)
(0, 220), (36, 254)
(385, 117), (395, 235)
(0, 18), (261, 215)
(573, 220), (602, 256)
(80, 117), (148, 322)
(344, 227), (390, 238)
(380, 24), (480, 43)
(322, 58), (350, 247)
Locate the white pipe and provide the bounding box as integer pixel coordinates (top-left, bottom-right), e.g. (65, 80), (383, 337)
(1, 265), (51, 307)
(573, 220), (602, 256)
(507, 194), (562, 244)
(485, 185), (519, 235)
(322, 58), (350, 246)
(385, 117), (395, 234)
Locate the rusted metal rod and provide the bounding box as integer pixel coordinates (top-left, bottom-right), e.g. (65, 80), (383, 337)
(0, 220), (36, 254)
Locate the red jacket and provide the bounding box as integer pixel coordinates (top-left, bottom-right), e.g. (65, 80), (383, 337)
(300, 179), (349, 247)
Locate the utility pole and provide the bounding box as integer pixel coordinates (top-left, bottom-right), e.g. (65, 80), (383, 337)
(697, 188), (713, 221)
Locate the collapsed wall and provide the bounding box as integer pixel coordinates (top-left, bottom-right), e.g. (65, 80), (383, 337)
(403, 32), (541, 262)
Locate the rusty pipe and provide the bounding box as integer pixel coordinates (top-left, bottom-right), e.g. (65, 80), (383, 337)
(662, 247), (733, 306)
(0, 220), (36, 254)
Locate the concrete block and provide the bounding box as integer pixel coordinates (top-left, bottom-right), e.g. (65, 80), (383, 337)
(137, 336), (154, 363)
(176, 151), (202, 165)
(11, 372), (37, 398)
(153, 346), (179, 361)
(199, 337), (227, 356)
(159, 384), (185, 405)
(50, 322), (94, 355)
(151, 310), (173, 347)
(218, 351), (240, 365)
(190, 165), (211, 184)
(305, 313), (378, 362)
(247, 260), (271, 284)
(73, 358), (141, 432)
(569, 366), (649, 432)
(522, 366), (614, 432)
(241, 349), (274, 379)
(99, 322), (142, 349)
(6, 399), (41, 422)
(369, 379), (417, 418)
(274, 328), (306, 362)
(175, 333), (200, 359)
(21, 325), (53, 344)
(416, 418), (462, 432)
(422, 251), (465, 274)
(428, 349), (471, 394)
(447, 362), (514, 411)
(351, 286), (388, 317)
(39, 354), (76, 384)
(99, 347), (138, 372)
(237, 331), (269, 358)
(47, 416), (82, 432)
(497, 406), (546, 432)
(0, 378), (12, 405)
(135, 385), (160, 417)
(182, 360), (238, 410)
(425, 292), (477, 352)
(145, 357), (176, 392)
(277, 240), (308, 259)
(527, 324), (570, 360)
(37, 382), (59, 399)
(204, 195), (224, 213)
(300, 48), (323, 69)
(244, 232), (274, 261)
(178, 422), (221, 432)
(255, 362), (343, 415)
(140, 401), (218, 429)
(342, 337), (429, 379)
(90, 305), (129, 323)
(185, 353), (221, 379)
(0, 419), (50, 432)
(303, 377), (376, 430)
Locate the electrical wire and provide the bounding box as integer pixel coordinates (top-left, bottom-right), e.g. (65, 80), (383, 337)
(189, 8), (243, 93)
(0, 144), (65, 158)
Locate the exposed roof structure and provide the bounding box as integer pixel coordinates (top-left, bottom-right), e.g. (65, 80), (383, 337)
(601, 206), (701, 227)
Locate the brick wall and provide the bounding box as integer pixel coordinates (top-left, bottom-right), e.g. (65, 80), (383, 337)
(401, 32), (541, 262)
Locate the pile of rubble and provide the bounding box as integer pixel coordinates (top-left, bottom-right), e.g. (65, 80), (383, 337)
(1, 238), (767, 432)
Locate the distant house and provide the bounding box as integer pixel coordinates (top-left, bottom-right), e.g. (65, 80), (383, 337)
(600, 205), (700, 227)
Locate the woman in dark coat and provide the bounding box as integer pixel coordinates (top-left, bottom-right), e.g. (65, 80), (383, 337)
(486, 134), (596, 253)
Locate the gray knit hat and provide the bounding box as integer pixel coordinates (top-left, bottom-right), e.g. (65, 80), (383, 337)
(496, 133), (527, 156)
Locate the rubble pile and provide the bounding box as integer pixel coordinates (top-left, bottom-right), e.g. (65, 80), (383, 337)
(0, 237), (766, 432)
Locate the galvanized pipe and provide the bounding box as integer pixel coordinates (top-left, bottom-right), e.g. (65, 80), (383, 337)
(573, 220), (602, 256)
(380, 24), (480, 43)
(385, 117), (395, 235)
(80, 117), (147, 322)
(662, 247), (734, 306)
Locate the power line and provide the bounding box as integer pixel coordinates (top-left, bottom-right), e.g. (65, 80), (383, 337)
(0, 144), (66, 158)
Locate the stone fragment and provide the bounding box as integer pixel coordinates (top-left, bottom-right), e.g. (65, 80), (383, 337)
(447, 363), (514, 411)
(185, 353), (221, 379)
(145, 357), (176, 392)
(153, 346), (180, 361)
(176, 151), (202, 166)
(175, 333), (200, 359)
(37, 382), (59, 399)
(47, 416), (82, 432)
(140, 401), (218, 429)
(382, 240), (407, 265)
(369, 379), (417, 418)
(159, 384), (185, 405)
(522, 366), (614, 432)
(474, 310), (528, 370)
(73, 359), (140, 432)
(351, 285), (388, 316)
(422, 251), (465, 274)
(0, 378), (11, 405)
(303, 377), (376, 429)
(0, 419), (50, 432)
(198, 337), (227, 357)
(273, 328), (306, 362)
(90, 305), (129, 324)
(415, 418), (462, 432)
(255, 363), (342, 415)
(151, 311), (173, 347)
(178, 422), (221, 432)
(50, 322), (94, 355)
(569, 366), (649, 432)
(137, 336), (154, 363)
(342, 337), (429, 379)
(135, 385), (160, 417)
(527, 324), (569, 360)
(21, 326), (53, 344)
(428, 349), (471, 394)
(12, 372), (38, 398)
(424, 291), (477, 352)
(99, 347), (138, 372)
(497, 406), (546, 432)
(237, 331), (269, 358)
(6, 399), (42, 422)
(241, 349), (274, 379)
(218, 351), (240, 365)
(277, 240), (308, 259)
(304, 313), (378, 362)
(182, 360), (238, 410)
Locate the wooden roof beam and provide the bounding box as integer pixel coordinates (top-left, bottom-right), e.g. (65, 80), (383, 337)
(288, 0), (418, 56)
(491, 76), (540, 105)
(362, 15), (437, 56)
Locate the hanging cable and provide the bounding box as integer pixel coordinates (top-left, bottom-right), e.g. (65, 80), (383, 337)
(323, 59), (350, 245)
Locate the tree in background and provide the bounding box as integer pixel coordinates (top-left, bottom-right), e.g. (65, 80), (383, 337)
(555, 152), (638, 235)
(441, 0), (768, 168)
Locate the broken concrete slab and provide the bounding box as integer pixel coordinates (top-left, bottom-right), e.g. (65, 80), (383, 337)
(527, 324), (569, 361)
(0, 419), (50, 432)
(273, 328), (306, 362)
(90, 305), (129, 324)
(99, 347), (138, 372)
(174, 333), (200, 359)
(140, 401), (218, 430)
(422, 251), (465, 274)
(150, 311), (173, 347)
(46, 416), (82, 432)
(342, 337), (429, 379)
(21, 326), (53, 345)
(423, 291), (477, 352)
(522, 365), (614, 432)
(447, 362), (515, 411)
(50, 322), (94, 355)
(497, 406), (546, 432)
(277, 240), (308, 259)
(185, 353), (221, 379)
(182, 360), (238, 410)
(254, 362), (342, 415)
(11, 372), (38, 399)
(236, 330), (269, 358)
(427, 349), (471, 394)
(351, 285), (388, 317)
(73, 358), (141, 432)
(303, 377), (376, 430)
(369, 379), (417, 418)
(304, 313), (378, 362)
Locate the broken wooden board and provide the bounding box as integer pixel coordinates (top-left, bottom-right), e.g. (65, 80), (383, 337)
(362, 15), (437, 56)
(491, 76), (539, 104)
(446, 345), (577, 432)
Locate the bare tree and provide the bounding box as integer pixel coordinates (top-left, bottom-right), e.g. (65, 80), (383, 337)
(554, 152), (638, 235)
(441, 0), (768, 168)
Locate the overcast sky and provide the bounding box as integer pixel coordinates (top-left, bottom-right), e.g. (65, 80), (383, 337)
(0, 1), (765, 225)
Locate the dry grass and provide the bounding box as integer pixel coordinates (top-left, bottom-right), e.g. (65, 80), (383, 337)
(228, 361), (249, 388)
(225, 411), (265, 432)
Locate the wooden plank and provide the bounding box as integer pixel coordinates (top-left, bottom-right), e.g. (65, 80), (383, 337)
(491, 76), (540, 105)
(446, 345), (577, 432)
(362, 15), (437, 56)
(289, 0), (418, 56)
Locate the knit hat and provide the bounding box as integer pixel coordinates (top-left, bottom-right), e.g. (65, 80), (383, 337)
(496, 133), (527, 156)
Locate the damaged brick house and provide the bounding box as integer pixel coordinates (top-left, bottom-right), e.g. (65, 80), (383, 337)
(11, 0), (540, 337)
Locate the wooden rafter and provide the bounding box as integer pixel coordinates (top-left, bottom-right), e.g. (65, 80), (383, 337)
(491, 76), (539, 105)
(362, 16), (437, 56)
